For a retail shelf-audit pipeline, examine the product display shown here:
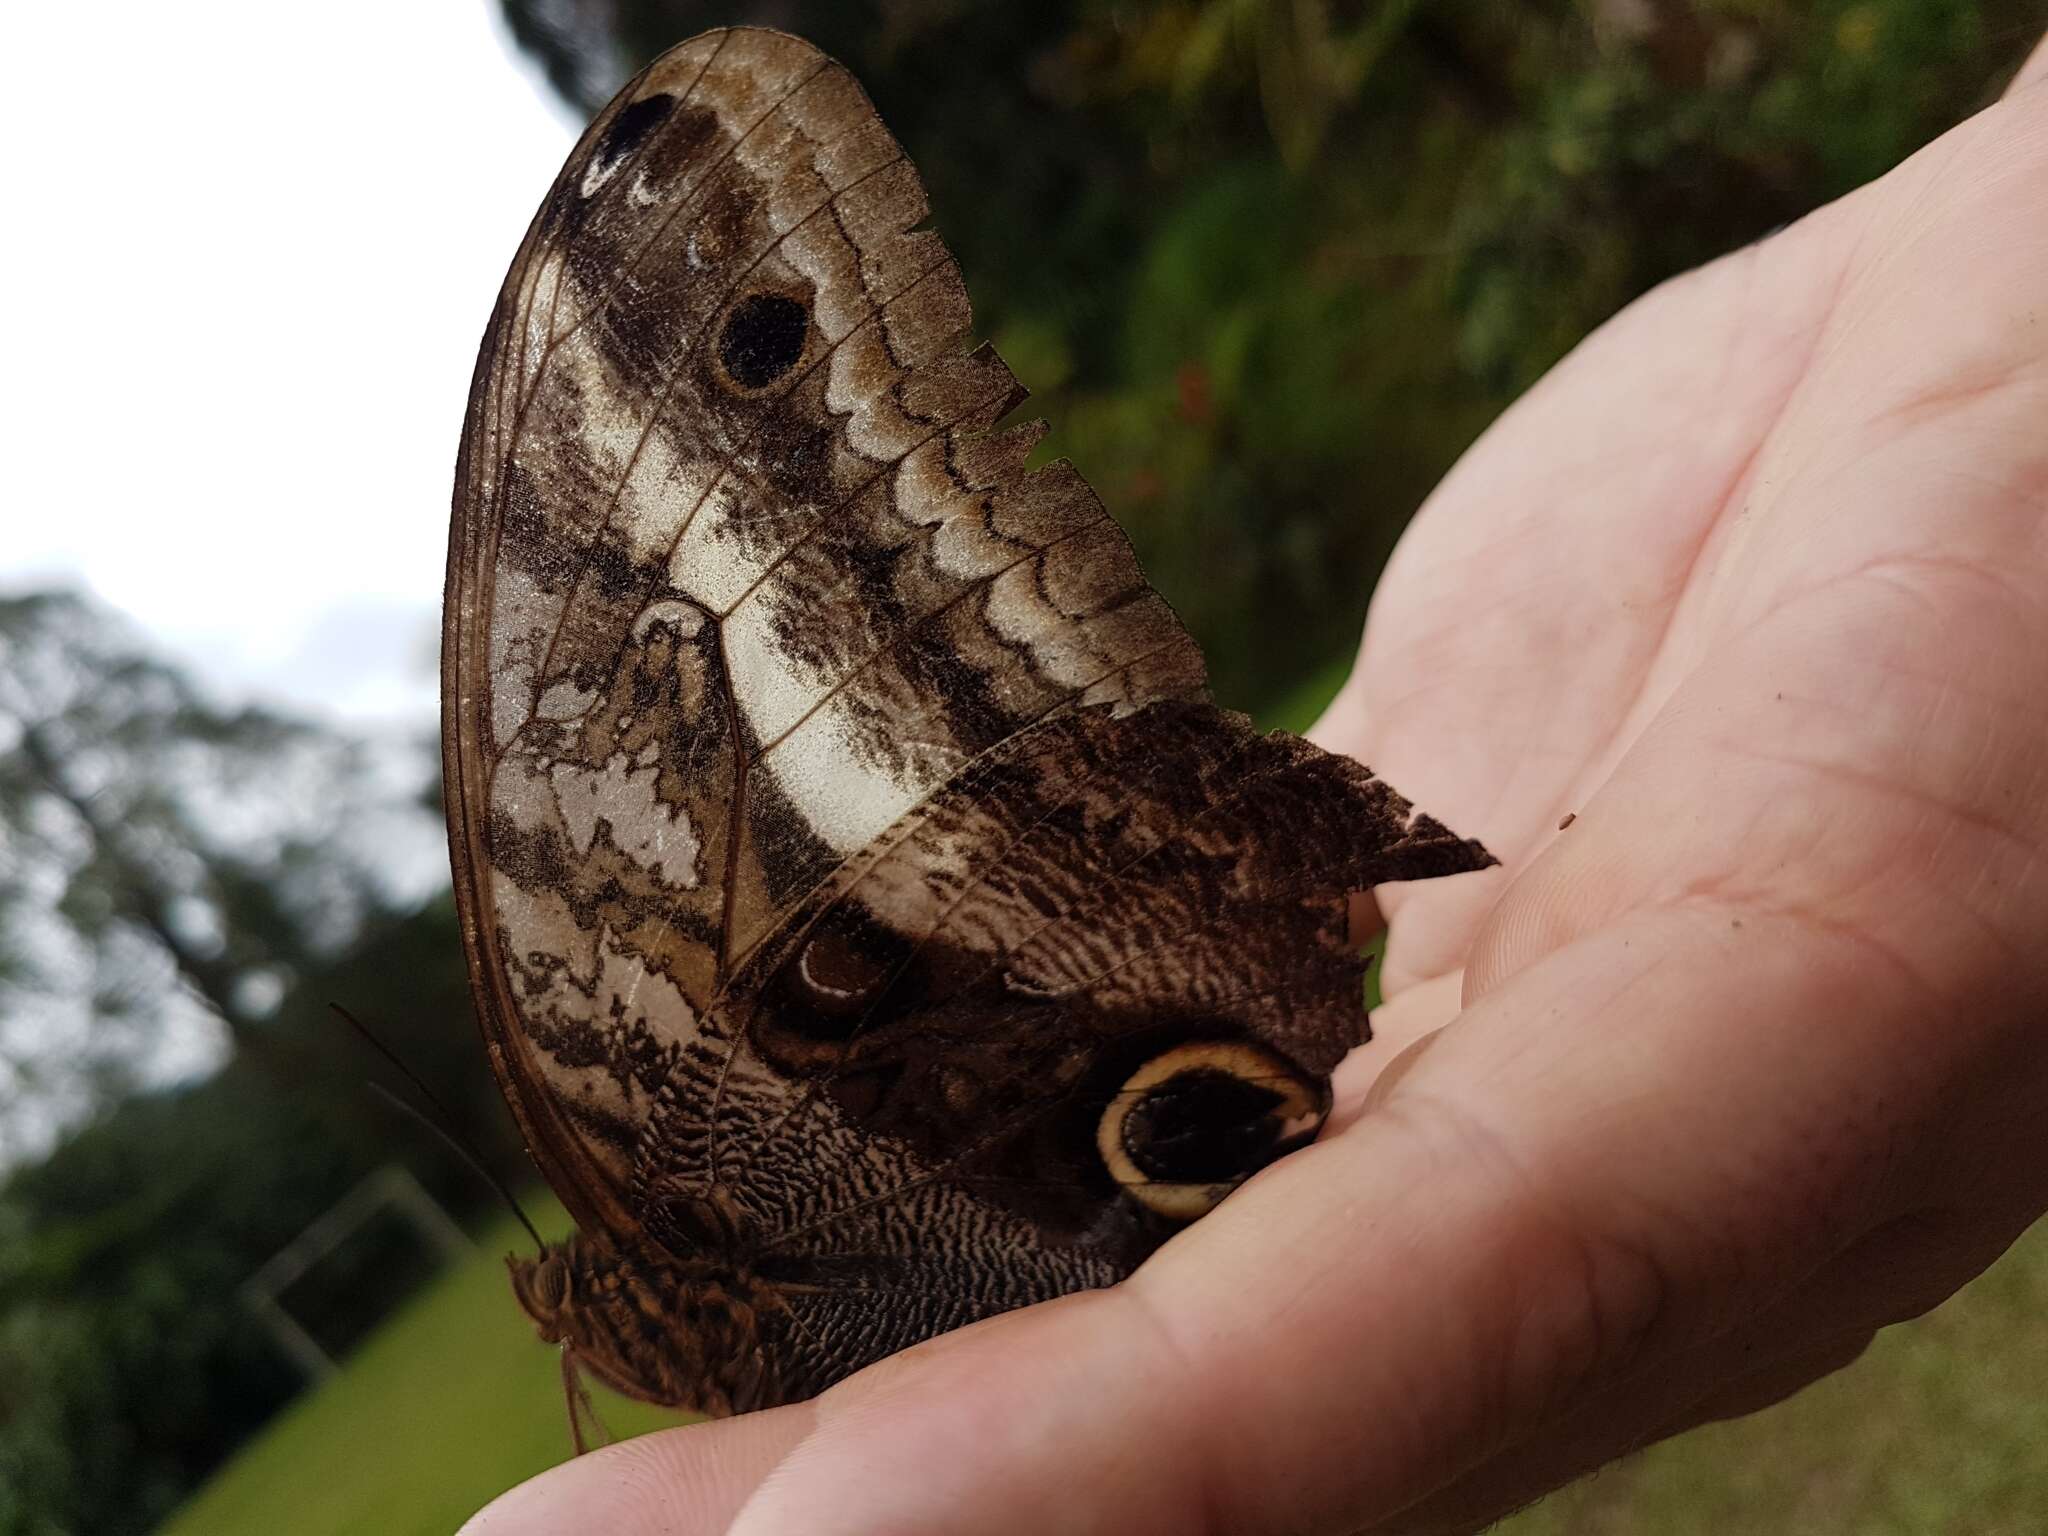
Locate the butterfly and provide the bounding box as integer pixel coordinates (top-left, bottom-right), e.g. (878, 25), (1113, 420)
(445, 25), (1493, 1422)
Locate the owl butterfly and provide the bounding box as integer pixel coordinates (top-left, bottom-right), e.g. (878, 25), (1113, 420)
(446, 26), (1492, 1423)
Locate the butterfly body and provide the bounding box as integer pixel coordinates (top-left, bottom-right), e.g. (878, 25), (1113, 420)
(511, 1234), (778, 1415)
(449, 26), (1492, 1418)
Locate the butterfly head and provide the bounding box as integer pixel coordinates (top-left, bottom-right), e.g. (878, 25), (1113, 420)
(505, 1231), (776, 1414)
(507, 1242), (577, 1341)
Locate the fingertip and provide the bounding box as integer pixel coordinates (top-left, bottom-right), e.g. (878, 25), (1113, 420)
(1304, 661), (1368, 758)
(456, 1404), (814, 1536)
(2004, 29), (2048, 99)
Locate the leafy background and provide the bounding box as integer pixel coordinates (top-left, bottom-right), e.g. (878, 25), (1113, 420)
(2, 3), (2043, 1534)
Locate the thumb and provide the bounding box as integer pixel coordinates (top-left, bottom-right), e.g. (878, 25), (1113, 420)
(457, 1403), (808, 1534)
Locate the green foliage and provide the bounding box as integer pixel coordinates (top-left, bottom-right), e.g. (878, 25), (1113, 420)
(499, 0), (2030, 708)
(0, 1069), (358, 1536)
(1447, 0), (2017, 391)
(0, 586), (530, 1536)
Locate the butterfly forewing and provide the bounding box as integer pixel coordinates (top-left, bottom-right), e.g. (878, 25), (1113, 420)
(447, 25), (1491, 1414)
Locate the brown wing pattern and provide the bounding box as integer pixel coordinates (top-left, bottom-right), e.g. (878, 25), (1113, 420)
(448, 26), (1492, 1410)
(447, 27), (1208, 1240)
(626, 703), (1489, 1398)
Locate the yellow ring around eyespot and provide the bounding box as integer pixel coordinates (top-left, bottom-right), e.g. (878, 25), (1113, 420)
(1096, 1040), (1325, 1221)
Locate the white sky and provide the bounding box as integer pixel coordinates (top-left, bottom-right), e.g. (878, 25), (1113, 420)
(0, 4), (584, 1150)
(2, 0), (578, 730)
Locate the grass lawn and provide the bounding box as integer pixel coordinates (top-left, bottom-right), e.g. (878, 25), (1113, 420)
(156, 1194), (688, 1536)
(161, 1197), (2043, 1535)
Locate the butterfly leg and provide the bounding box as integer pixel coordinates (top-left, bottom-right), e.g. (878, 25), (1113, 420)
(560, 1346), (614, 1456)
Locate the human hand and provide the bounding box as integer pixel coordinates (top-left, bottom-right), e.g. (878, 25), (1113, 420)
(463, 35), (2048, 1536)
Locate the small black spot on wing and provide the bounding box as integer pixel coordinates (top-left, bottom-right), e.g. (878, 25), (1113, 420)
(719, 294), (811, 390)
(754, 904), (912, 1063)
(596, 92), (676, 175)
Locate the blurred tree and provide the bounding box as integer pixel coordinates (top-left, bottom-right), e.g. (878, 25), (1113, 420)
(0, 1065), (357, 1536)
(0, 888), (537, 1536)
(496, 0), (2034, 709)
(0, 590), (411, 1159)
(0, 592), (541, 1536)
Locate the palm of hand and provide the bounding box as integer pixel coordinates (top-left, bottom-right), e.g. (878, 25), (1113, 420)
(1307, 78), (2048, 1527)
(466, 55), (2048, 1536)
(1340, 103), (2045, 1025)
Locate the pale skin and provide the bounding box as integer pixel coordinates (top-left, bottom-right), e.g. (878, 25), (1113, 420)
(464, 35), (2048, 1536)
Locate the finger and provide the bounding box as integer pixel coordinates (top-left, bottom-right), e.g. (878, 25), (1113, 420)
(2006, 29), (2048, 97)
(1682, 1203), (2041, 1376)
(726, 1288), (1220, 1536)
(1376, 1328), (1876, 1536)
(456, 1401), (812, 1536)
(1309, 699), (1496, 1011)
(1327, 180), (1859, 878)
(1328, 974), (1459, 1131)
(1664, 1329), (1875, 1433)
(1343, 888), (1385, 948)
(717, 1087), (1679, 1536)
(713, 849), (1951, 1536)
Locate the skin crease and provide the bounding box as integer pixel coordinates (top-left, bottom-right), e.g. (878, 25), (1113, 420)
(462, 34), (2048, 1536)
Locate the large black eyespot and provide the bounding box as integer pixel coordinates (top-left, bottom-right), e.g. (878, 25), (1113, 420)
(1121, 1070), (1285, 1184)
(596, 92), (675, 174)
(1097, 1040), (1329, 1221)
(718, 294), (810, 390)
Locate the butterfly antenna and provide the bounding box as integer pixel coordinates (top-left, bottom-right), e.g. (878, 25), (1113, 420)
(330, 1003), (546, 1253)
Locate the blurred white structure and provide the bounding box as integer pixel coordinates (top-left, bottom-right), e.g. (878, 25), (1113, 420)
(241, 1164), (474, 1382)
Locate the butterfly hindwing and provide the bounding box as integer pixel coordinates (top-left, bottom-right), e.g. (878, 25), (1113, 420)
(614, 702), (1489, 1398)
